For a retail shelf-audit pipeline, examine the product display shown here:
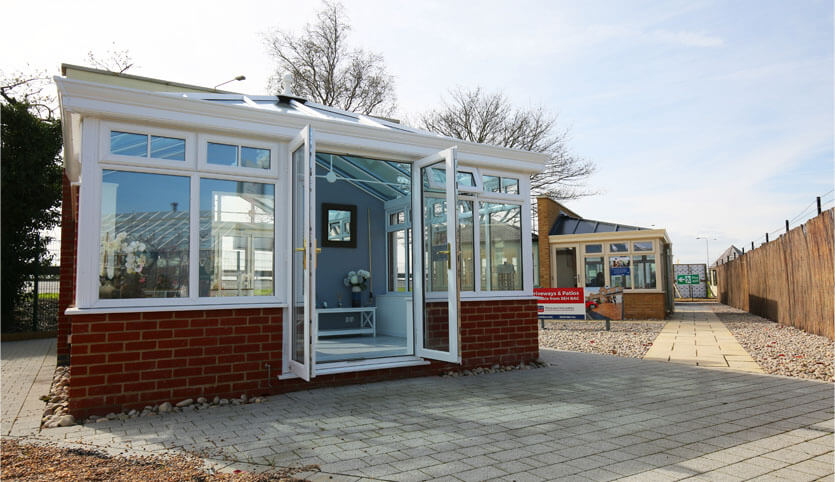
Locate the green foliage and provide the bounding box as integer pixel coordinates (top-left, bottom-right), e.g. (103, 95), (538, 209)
(1, 101), (63, 331)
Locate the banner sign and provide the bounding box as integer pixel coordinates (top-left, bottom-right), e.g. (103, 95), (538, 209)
(535, 287), (585, 320)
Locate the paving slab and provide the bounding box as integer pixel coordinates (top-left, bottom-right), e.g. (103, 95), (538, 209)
(1, 338), (56, 436)
(644, 303), (764, 372)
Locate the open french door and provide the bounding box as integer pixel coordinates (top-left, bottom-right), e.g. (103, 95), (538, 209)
(412, 148), (461, 364)
(289, 126), (316, 380)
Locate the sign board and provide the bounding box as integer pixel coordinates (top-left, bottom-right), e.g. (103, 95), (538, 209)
(535, 287), (585, 320)
(676, 274), (700, 285)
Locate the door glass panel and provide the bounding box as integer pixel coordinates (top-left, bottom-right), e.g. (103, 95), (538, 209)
(422, 162), (451, 352)
(555, 247), (577, 287)
(291, 145), (306, 365)
(458, 200), (475, 291)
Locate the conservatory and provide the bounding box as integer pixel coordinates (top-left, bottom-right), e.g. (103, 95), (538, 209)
(55, 65), (546, 417)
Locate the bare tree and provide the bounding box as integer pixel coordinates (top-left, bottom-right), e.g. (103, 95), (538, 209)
(0, 69), (57, 119)
(264, 1), (396, 116)
(420, 87), (595, 202)
(86, 43), (135, 74)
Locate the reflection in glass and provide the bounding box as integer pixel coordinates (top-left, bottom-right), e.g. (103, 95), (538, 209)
(110, 131), (147, 157)
(327, 209), (352, 242)
(424, 196), (448, 292)
(207, 142), (237, 166)
(633, 255), (656, 289)
(199, 178), (274, 297)
(633, 241), (653, 252)
(291, 146), (305, 365)
(609, 242), (629, 253)
(502, 177), (519, 194)
(459, 200), (475, 291)
(150, 136), (186, 161)
(99, 170), (189, 299)
(456, 171), (476, 187)
(584, 256), (605, 287)
(241, 146), (271, 169)
(483, 175), (500, 192)
(585, 244), (603, 254)
(480, 202), (522, 291)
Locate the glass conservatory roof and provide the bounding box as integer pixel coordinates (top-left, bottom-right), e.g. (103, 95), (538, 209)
(160, 93), (432, 136)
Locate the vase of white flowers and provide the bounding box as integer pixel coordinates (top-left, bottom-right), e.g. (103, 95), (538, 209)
(343, 269), (370, 307)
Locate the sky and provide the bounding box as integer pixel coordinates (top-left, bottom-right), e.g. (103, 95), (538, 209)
(4, 0), (833, 265)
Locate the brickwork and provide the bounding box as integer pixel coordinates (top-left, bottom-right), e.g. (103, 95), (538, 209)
(57, 175), (78, 365)
(67, 299), (539, 418)
(536, 197), (560, 289)
(623, 292), (666, 320)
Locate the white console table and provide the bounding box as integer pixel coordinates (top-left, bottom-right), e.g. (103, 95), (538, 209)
(317, 307), (376, 337)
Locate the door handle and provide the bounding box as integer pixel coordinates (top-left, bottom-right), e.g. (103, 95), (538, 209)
(314, 240), (322, 269)
(295, 244), (307, 270)
(438, 243), (451, 269)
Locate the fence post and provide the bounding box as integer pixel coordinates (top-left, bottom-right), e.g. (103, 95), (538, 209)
(32, 262), (39, 332)
(785, 220), (789, 233)
(751, 241), (755, 250)
(817, 196), (822, 215)
(765, 233), (769, 243)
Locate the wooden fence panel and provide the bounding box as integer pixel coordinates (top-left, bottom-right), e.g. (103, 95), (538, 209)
(716, 208), (834, 340)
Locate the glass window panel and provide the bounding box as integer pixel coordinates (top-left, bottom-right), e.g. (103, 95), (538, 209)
(424, 196), (447, 292)
(199, 178), (275, 297)
(99, 170), (189, 299)
(479, 202), (523, 291)
(483, 175), (501, 192)
(585, 244), (603, 254)
(502, 177), (519, 194)
(609, 242), (629, 253)
(456, 171), (476, 188)
(633, 241), (653, 252)
(609, 255), (632, 289)
(584, 256), (605, 287)
(150, 135), (185, 161)
(388, 229), (408, 292)
(110, 131), (147, 157)
(241, 146), (271, 169)
(633, 255), (656, 289)
(327, 209), (351, 242)
(207, 142), (238, 167)
(459, 200), (475, 291)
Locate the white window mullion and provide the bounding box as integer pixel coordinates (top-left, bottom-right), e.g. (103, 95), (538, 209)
(189, 174), (200, 301)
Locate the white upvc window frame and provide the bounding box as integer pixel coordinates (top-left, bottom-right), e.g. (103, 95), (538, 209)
(76, 118), (286, 311)
(579, 239), (660, 292)
(424, 166), (533, 300)
(198, 133), (280, 179)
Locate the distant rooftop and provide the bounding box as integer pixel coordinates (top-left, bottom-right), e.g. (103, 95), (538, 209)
(549, 214), (648, 236)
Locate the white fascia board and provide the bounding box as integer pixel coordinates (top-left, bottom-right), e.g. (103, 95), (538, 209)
(55, 77), (549, 173)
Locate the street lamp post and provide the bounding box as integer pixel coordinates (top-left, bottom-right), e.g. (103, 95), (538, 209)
(696, 236), (717, 298)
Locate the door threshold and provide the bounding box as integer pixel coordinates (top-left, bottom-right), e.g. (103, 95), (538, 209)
(280, 356), (430, 379)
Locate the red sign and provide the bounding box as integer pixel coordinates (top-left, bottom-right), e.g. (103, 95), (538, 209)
(535, 287), (583, 303)
(535, 287), (585, 320)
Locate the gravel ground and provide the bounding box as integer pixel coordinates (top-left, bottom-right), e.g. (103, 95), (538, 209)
(0, 439), (314, 481)
(539, 320), (665, 359)
(712, 304), (834, 383)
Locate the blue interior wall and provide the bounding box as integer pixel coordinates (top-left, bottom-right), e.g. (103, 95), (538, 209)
(315, 164), (388, 307)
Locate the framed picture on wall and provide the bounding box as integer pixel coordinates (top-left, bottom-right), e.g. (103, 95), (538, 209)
(322, 203), (357, 248)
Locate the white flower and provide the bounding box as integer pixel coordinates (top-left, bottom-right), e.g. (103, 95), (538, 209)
(350, 275), (359, 285)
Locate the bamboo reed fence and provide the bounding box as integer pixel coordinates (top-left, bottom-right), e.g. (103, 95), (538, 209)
(715, 208), (834, 340)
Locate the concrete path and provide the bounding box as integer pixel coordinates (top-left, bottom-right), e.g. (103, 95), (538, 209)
(1, 338), (56, 436)
(644, 303), (763, 373)
(23, 348), (833, 481)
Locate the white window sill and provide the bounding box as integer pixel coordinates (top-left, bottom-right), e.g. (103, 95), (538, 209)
(65, 302), (288, 315)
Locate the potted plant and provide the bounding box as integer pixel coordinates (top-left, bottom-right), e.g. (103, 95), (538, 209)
(343, 269), (370, 307)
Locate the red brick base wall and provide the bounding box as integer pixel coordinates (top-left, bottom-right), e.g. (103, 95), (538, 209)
(57, 175), (78, 365)
(67, 299), (538, 418)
